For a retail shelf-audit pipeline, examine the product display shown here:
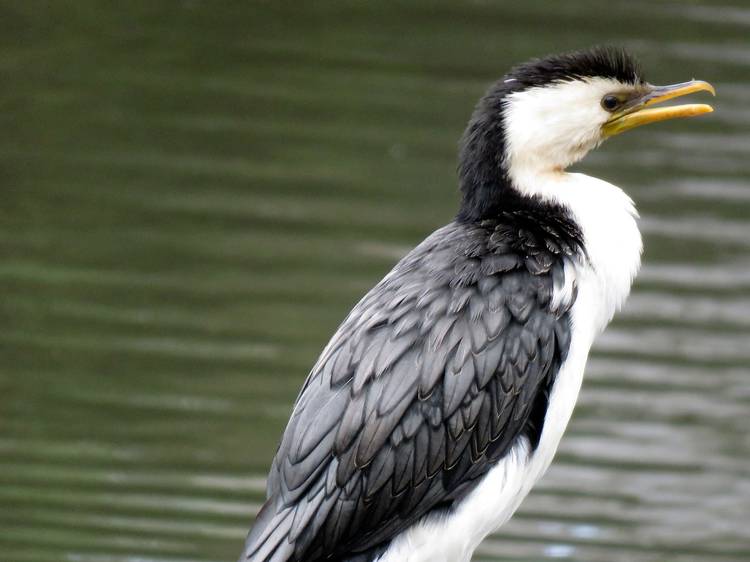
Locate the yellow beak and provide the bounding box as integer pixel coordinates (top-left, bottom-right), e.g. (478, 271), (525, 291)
(602, 80), (715, 138)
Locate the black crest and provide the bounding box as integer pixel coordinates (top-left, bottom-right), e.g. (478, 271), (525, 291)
(457, 46), (642, 223)
(508, 46), (643, 89)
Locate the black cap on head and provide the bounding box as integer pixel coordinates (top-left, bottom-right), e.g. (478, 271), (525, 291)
(506, 46), (643, 89)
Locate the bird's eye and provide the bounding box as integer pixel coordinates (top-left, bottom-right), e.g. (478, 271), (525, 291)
(601, 95), (620, 112)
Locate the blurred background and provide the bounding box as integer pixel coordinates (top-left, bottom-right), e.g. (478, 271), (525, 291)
(2, 1), (750, 561)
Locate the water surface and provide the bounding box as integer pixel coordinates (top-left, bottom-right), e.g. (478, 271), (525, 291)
(2, 2), (749, 561)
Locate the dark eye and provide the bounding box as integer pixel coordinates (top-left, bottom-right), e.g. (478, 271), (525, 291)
(601, 95), (619, 111)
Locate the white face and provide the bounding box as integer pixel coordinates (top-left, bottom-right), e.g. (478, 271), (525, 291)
(502, 77), (634, 182)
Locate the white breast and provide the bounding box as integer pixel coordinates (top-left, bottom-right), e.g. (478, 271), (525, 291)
(560, 172), (643, 337)
(379, 173), (642, 562)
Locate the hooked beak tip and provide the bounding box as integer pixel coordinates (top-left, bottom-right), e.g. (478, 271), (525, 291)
(602, 79), (716, 138)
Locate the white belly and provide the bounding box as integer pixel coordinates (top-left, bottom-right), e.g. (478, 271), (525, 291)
(379, 174), (642, 562)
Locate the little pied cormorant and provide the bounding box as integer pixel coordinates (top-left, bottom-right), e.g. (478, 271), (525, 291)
(239, 47), (715, 562)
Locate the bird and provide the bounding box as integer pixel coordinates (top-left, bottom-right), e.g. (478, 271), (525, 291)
(239, 46), (715, 562)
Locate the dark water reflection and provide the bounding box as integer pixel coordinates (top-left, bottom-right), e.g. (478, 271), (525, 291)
(2, 1), (749, 561)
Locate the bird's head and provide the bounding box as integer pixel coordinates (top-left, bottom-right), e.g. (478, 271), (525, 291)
(458, 46), (715, 221)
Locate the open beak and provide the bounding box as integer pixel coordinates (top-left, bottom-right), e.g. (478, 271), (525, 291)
(602, 80), (715, 138)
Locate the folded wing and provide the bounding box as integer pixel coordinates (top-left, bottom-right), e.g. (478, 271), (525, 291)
(241, 215), (581, 562)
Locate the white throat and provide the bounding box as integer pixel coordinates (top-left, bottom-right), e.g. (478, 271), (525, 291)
(526, 170), (642, 336)
(501, 77), (626, 184)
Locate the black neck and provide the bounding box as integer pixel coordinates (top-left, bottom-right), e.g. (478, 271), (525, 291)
(456, 82), (524, 223)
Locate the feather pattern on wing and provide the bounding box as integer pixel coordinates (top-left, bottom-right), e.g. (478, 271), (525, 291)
(241, 209), (584, 562)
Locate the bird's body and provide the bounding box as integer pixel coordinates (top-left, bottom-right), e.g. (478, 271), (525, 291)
(380, 172), (641, 562)
(240, 47), (713, 562)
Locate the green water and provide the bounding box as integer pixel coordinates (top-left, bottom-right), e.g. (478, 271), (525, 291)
(2, 1), (749, 561)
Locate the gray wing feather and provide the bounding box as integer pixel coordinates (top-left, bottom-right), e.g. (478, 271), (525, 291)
(241, 214), (583, 562)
